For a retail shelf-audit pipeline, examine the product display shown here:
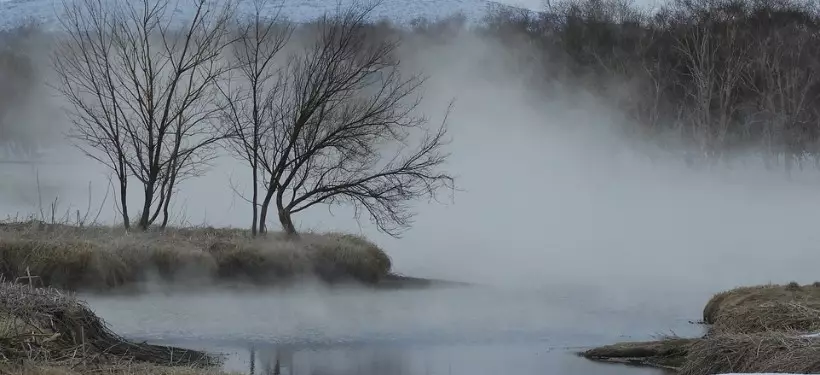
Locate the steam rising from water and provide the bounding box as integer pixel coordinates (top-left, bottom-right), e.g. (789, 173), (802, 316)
(1, 9), (818, 299)
(1, 6), (811, 374)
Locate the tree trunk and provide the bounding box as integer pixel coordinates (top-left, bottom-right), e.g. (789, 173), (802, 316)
(278, 208), (297, 237)
(258, 184), (276, 234)
(160, 192), (171, 229)
(138, 183), (155, 230)
(251, 163), (258, 237)
(160, 171), (177, 229)
(118, 172), (130, 230)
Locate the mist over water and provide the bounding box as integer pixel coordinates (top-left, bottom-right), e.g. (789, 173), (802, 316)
(2, 2), (820, 373)
(81, 283), (704, 374)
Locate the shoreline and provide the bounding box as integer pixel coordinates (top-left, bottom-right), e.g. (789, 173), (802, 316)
(73, 273), (474, 296)
(0, 281), (236, 375)
(579, 338), (696, 372)
(579, 282), (820, 374)
(0, 222), (471, 374)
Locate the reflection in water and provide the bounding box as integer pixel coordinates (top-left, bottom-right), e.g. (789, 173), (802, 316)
(83, 286), (707, 375)
(248, 346), (290, 375)
(227, 342), (672, 375)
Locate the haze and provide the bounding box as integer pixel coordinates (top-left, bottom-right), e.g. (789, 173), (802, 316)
(0, 3), (816, 302)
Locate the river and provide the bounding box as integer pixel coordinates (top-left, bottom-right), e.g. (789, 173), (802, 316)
(81, 282), (709, 375)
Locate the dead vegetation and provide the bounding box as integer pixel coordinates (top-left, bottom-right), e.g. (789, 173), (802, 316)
(583, 282), (820, 374)
(0, 220), (392, 291)
(0, 281), (219, 369)
(680, 333), (820, 375)
(703, 283), (820, 333)
(581, 337), (696, 370)
(0, 363), (238, 375)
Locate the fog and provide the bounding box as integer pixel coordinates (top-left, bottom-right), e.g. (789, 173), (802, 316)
(2, 7), (819, 301)
(7, 8), (820, 372)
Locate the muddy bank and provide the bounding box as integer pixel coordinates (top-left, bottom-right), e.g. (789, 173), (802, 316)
(581, 283), (820, 374)
(581, 338), (695, 371)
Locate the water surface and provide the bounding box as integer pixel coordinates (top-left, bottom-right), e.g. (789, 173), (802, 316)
(82, 283), (708, 375)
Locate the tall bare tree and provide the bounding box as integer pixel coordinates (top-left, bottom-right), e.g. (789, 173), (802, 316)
(674, 16), (749, 164)
(223, 2), (454, 237)
(750, 27), (818, 178)
(219, 0), (292, 236)
(52, 0), (237, 229)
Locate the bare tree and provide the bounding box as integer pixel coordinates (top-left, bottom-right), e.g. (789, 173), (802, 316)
(225, 2), (454, 237)
(749, 27), (818, 178)
(52, 0), (236, 230)
(219, 0), (292, 236)
(674, 16), (749, 164)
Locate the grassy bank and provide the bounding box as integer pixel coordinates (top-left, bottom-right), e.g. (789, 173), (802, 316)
(0, 363), (238, 375)
(0, 220), (392, 291)
(0, 281), (235, 374)
(581, 282), (820, 374)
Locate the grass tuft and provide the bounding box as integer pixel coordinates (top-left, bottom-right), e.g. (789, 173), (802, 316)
(703, 283), (820, 334)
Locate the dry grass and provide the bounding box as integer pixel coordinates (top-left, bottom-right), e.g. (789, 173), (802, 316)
(702, 282), (820, 334)
(711, 300), (820, 334)
(680, 332), (820, 375)
(677, 283), (820, 375)
(0, 221), (392, 291)
(585, 282), (820, 374)
(0, 281), (218, 367)
(581, 337), (696, 370)
(0, 363), (239, 375)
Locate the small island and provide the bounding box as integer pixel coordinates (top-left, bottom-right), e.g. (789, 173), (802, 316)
(581, 282), (820, 374)
(0, 220), (469, 375)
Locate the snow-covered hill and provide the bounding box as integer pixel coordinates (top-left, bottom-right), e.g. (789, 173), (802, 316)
(0, 0), (532, 29)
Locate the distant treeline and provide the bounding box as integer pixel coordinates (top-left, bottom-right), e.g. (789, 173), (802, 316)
(0, 23), (38, 150)
(473, 0), (820, 172)
(3, 0), (820, 172)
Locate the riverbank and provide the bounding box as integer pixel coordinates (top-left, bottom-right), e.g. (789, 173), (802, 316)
(0, 363), (238, 375)
(0, 220), (396, 291)
(0, 281), (237, 375)
(581, 282), (820, 374)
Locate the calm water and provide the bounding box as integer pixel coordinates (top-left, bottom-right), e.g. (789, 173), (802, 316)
(81, 283), (709, 375)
